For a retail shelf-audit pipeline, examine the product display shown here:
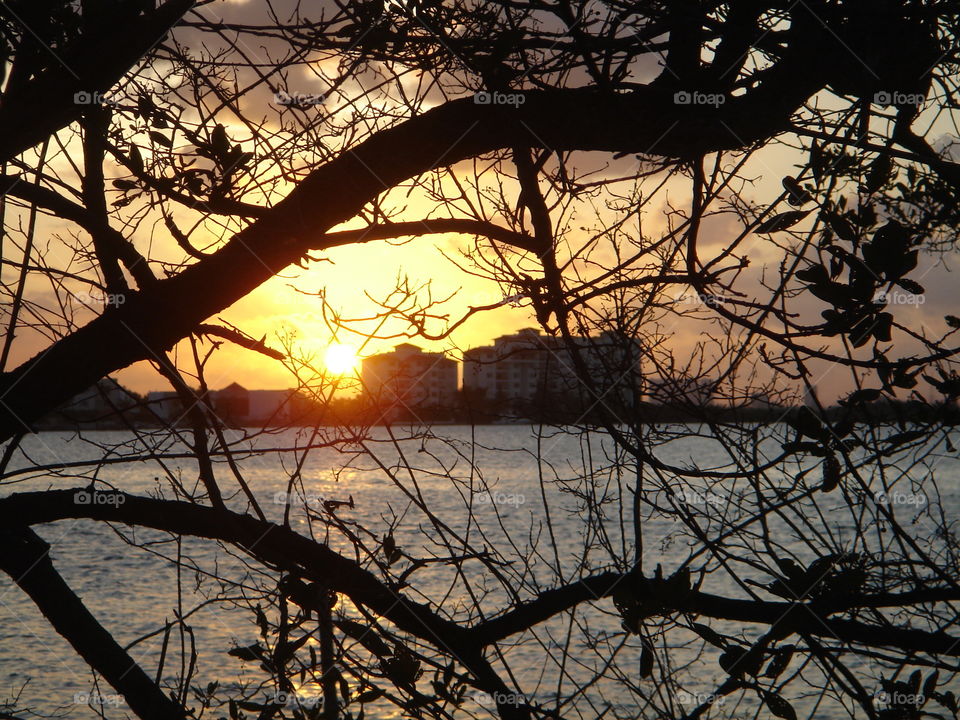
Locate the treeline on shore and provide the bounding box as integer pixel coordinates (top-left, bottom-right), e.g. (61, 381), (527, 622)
(35, 392), (960, 431)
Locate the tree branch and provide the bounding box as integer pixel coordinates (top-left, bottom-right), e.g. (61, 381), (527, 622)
(0, 525), (187, 720)
(0, 36), (839, 440)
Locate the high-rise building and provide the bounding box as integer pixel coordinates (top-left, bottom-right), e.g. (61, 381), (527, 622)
(361, 343), (458, 413)
(463, 328), (638, 414)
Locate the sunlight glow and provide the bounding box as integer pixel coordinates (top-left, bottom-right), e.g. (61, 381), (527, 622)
(324, 343), (360, 375)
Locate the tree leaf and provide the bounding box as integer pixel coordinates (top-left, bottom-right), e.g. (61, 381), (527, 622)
(763, 646), (795, 678)
(755, 210), (810, 233)
(691, 622), (727, 649)
(763, 691), (797, 720)
(227, 642), (265, 661)
(149, 131), (172, 148)
(782, 176), (812, 205)
(211, 123), (231, 158)
(357, 688), (384, 703)
(128, 144), (144, 174)
(639, 640), (654, 678)
(821, 453), (841, 493)
(335, 619), (393, 657)
(841, 388), (882, 406)
(863, 154), (893, 194)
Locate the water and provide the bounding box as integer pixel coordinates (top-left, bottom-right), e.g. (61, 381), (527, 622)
(0, 426), (957, 718)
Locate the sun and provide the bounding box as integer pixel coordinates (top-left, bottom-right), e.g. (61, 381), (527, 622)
(324, 343), (360, 375)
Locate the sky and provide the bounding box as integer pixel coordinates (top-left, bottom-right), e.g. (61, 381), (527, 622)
(2, 0), (958, 404)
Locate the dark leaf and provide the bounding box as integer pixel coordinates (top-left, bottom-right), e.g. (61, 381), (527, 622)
(137, 93), (155, 120)
(884, 429), (927, 446)
(227, 643), (265, 661)
(718, 646), (761, 677)
(796, 264), (830, 284)
(782, 176), (812, 205)
(357, 688), (384, 703)
(908, 669), (922, 694)
(149, 131), (172, 148)
(872, 313), (893, 343)
(382, 533), (402, 565)
(774, 556), (805, 581)
(639, 639), (654, 679)
(825, 211), (858, 242)
(380, 645), (421, 687)
(755, 210), (810, 234)
(335, 619), (393, 657)
(691, 623), (727, 649)
(842, 388), (882, 406)
(786, 407), (827, 440)
(895, 278), (924, 294)
(763, 646), (795, 679)
(849, 316), (875, 348)
(863, 154), (893, 194)
(763, 691), (798, 720)
(128, 144), (144, 174)
(892, 367), (919, 389)
(211, 123), (231, 158)
(821, 453), (841, 493)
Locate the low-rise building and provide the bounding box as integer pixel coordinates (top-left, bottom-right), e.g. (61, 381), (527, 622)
(38, 377), (142, 428)
(147, 383), (302, 426)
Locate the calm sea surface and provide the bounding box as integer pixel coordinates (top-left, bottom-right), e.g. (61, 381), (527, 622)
(0, 426), (956, 718)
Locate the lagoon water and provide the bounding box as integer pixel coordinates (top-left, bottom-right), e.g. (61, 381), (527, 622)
(0, 426), (956, 718)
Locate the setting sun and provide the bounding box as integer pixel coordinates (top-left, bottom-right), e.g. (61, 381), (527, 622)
(324, 343), (360, 375)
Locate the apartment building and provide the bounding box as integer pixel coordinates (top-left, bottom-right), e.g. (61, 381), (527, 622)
(361, 343), (458, 412)
(463, 328), (638, 412)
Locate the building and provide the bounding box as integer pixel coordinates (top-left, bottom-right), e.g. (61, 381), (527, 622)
(361, 343), (458, 415)
(64, 378), (139, 416)
(37, 377), (142, 428)
(463, 329), (638, 415)
(147, 383), (303, 426)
